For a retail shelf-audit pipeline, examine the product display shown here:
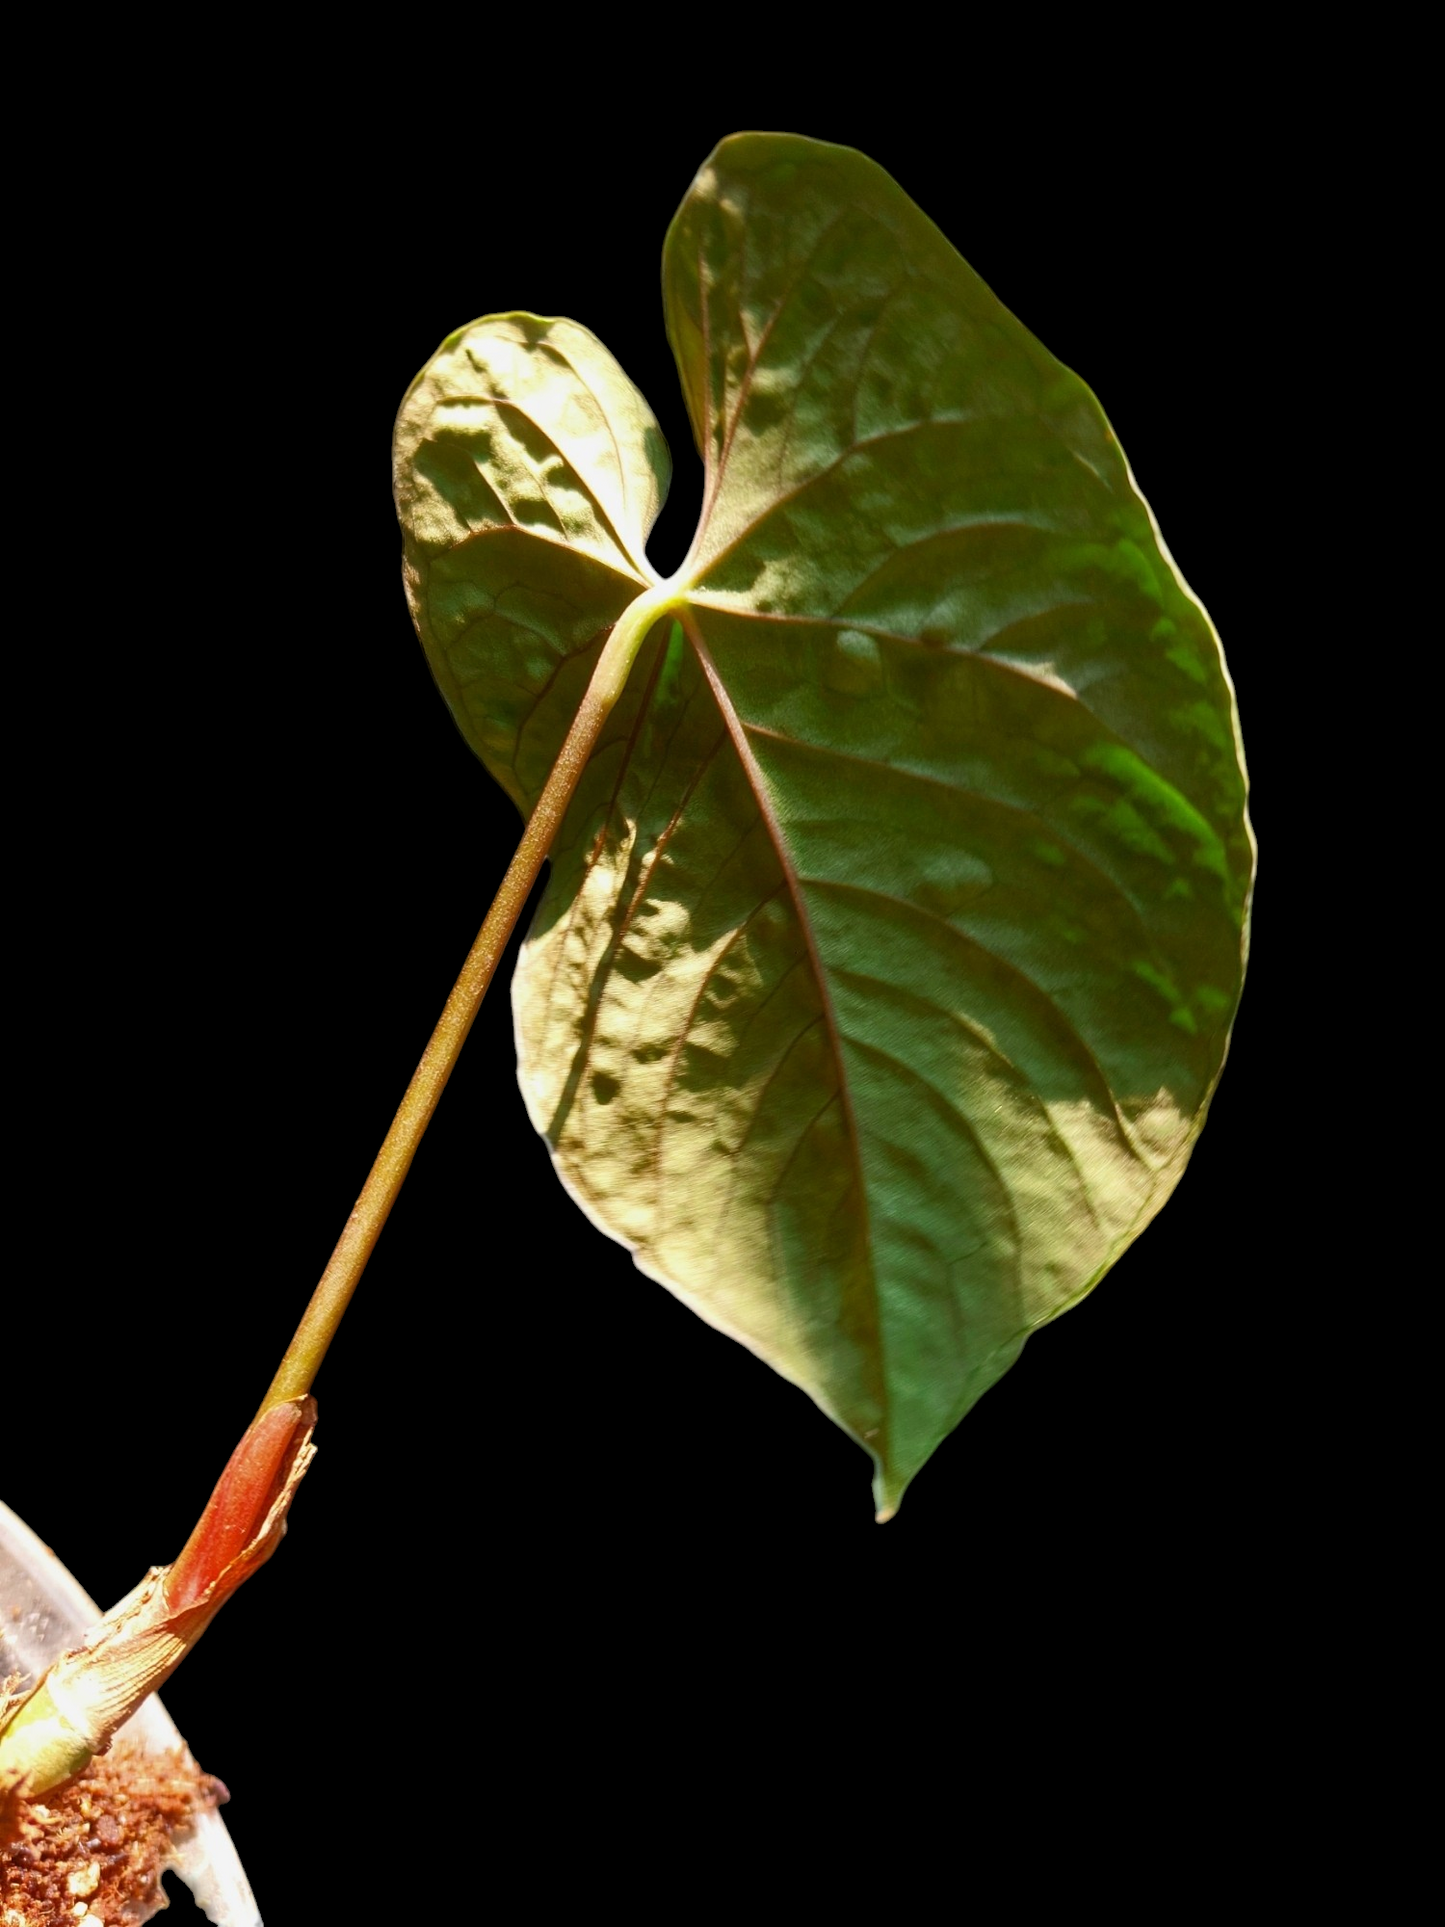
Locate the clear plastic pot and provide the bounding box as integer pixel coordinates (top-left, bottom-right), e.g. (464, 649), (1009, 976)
(0, 1499), (260, 1925)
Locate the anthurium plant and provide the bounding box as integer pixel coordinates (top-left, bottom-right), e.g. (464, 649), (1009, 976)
(2, 130), (1251, 1917)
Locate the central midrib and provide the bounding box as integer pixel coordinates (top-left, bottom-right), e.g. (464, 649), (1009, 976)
(677, 604), (890, 1466)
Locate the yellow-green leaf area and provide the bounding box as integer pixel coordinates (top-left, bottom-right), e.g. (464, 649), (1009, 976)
(393, 314), (671, 812)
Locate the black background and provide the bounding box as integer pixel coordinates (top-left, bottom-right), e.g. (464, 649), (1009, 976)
(9, 81), (1310, 1915)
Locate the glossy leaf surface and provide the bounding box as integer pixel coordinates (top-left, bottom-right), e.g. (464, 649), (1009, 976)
(394, 135), (1253, 1516)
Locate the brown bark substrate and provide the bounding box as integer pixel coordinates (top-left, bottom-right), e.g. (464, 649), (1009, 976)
(1, 1741), (224, 1924)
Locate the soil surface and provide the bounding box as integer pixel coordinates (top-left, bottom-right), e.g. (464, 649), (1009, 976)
(1, 1741), (225, 1924)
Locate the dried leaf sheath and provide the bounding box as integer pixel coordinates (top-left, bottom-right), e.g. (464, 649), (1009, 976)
(0, 1399), (315, 1805)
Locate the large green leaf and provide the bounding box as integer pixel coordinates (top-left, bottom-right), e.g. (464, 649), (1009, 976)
(394, 135), (1254, 1518)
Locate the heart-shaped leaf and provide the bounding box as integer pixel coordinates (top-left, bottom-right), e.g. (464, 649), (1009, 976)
(394, 135), (1254, 1517)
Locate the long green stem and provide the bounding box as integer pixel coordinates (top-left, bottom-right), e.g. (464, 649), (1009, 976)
(257, 584), (682, 1418)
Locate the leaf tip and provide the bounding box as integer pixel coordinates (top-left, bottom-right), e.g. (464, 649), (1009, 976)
(871, 1460), (906, 1524)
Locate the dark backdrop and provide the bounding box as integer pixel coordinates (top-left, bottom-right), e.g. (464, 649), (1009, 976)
(10, 95), (1302, 1914)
